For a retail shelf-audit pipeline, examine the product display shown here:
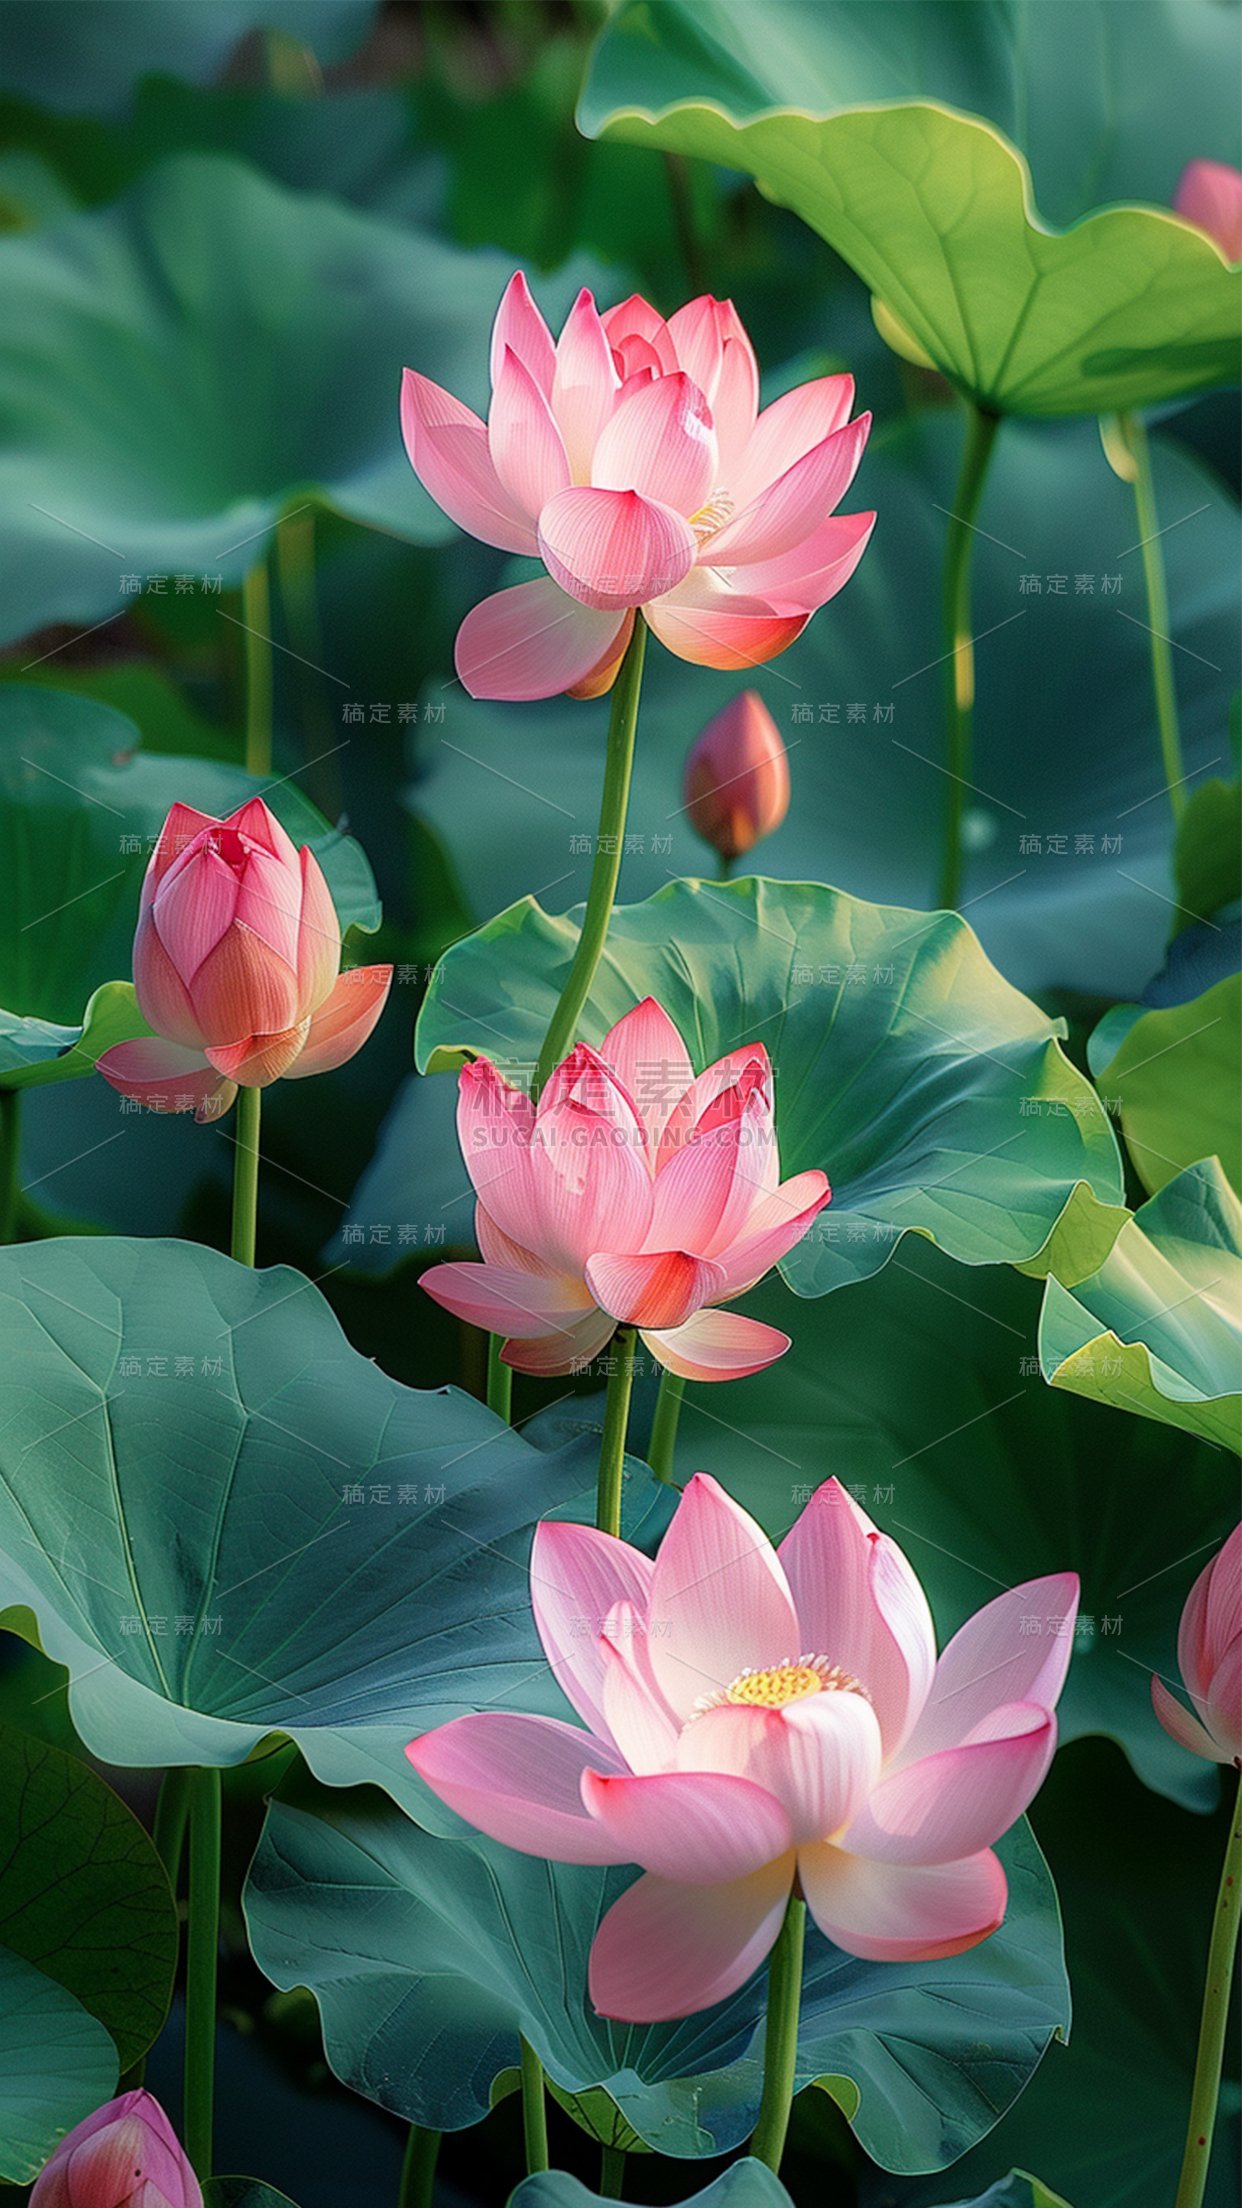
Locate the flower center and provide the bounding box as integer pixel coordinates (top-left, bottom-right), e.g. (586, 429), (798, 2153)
(690, 490), (734, 544)
(691, 1655), (869, 1719)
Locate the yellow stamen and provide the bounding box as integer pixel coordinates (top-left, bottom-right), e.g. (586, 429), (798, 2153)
(691, 1655), (868, 1720)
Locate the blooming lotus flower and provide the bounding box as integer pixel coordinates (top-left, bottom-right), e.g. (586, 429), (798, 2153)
(31, 2090), (201, 2208)
(97, 798), (392, 1122)
(1174, 159), (1242, 262)
(683, 690), (790, 862)
(408, 1475), (1077, 2020)
(420, 997), (829, 1380)
(1152, 1523), (1241, 1765)
(401, 275), (874, 700)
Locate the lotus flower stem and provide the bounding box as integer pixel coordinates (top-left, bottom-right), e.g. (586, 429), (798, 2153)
(1175, 1768), (1242, 2208)
(599, 2143), (626, 2198)
(241, 557), (274, 778)
(398, 2123), (440, 2208)
(519, 2032), (549, 2173)
(487, 1333), (513, 1423)
(230, 1086), (262, 1267)
(597, 1326), (637, 1539)
(1112, 411), (1187, 818)
(646, 1368), (685, 1485)
(937, 401), (1001, 911)
(184, 1765), (221, 2178)
(532, 623), (647, 1099)
(152, 1766), (192, 1891)
(749, 1890), (806, 2173)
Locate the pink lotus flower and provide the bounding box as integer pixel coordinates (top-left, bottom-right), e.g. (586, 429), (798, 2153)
(97, 798), (392, 1122)
(1174, 159), (1242, 262)
(1152, 1523), (1241, 1765)
(401, 275), (874, 700)
(684, 690), (790, 861)
(419, 997), (829, 1380)
(408, 1475), (1077, 2020)
(31, 2090), (201, 2208)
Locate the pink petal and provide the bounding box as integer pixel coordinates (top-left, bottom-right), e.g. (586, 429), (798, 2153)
(591, 372), (717, 518)
(584, 1248), (725, 1329)
(646, 1473), (800, 1720)
(728, 374), (857, 511)
(1151, 1672), (1231, 1764)
(292, 846), (343, 1019)
(1174, 158), (1242, 262)
(551, 288), (621, 477)
(644, 573), (807, 671)
(565, 608), (636, 700)
(778, 1481), (936, 1759)
(489, 270), (557, 395)
(489, 345), (572, 524)
(843, 1705), (1055, 1865)
(143, 803), (218, 907)
(233, 844), (302, 973)
(657, 1045), (772, 1167)
(1206, 1634), (1242, 1761)
(641, 1309), (791, 1382)
(151, 843), (238, 981)
(406, 1713), (627, 1863)
(132, 913), (206, 1048)
(455, 578), (628, 701)
(225, 796), (299, 868)
(187, 925), (301, 1044)
(580, 1766), (792, 1881)
(538, 486), (697, 611)
(601, 294), (679, 375)
(529, 1045), (654, 1269)
(96, 1038), (236, 1124)
(205, 1023), (309, 1086)
(456, 1059), (544, 1256)
(646, 1087), (758, 1254)
(739, 510), (877, 614)
(680, 1690), (883, 1845)
(502, 1304), (618, 1377)
(284, 964), (391, 1078)
(400, 368), (537, 554)
(419, 1260), (594, 1340)
(899, 1573), (1079, 1765)
(799, 1844), (1007, 1962)
(707, 414), (872, 566)
(1183, 1524), (1242, 1698)
(589, 1859), (792, 2020)
(598, 1602), (682, 1773)
(712, 318), (761, 478)
(711, 1171), (832, 1297)
(600, 996), (695, 1155)
(665, 296), (727, 400)
(529, 1519), (654, 1745)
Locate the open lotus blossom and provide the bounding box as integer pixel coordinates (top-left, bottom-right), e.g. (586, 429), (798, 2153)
(1152, 1523), (1241, 1766)
(684, 689), (790, 861)
(408, 1475), (1077, 2020)
(31, 2090), (201, 2208)
(1174, 159), (1242, 262)
(97, 798), (392, 1123)
(401, 274), (874, 699)
(419, 996), (829, 1380)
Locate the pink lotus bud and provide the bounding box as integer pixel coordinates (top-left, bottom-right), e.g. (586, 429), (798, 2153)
(683, 691), (790, 861)
(97, 796), (392, 1121)
(1152, 1523), (1241, 1765)
(1174, 159), (1242, 262)
(31, 2091), (201, 2208)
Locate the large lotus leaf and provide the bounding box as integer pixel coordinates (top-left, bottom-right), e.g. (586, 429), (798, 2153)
(1090, 973), (1241, 1197)
(935, 2184), (1071, 2208)
(0, 1236), (645, 1809)
(0, 154), (594, 647)
(1039, 1160), (1242, 1451)
(415, 875), (1124, 1295)
(0, 1), (377, 115)
(641, 1237), (1233, 1809)
(204, 2186), (302, 2208)
(0, 1721), (176, 2070)
(245, 1773), (1067, 2176)
(511, 2166), (793, 2208)
(0, 1943), (118, 2184)
(0, 684), (379, 1088)
(580, 0), (1240, 231)
(411, 414), (1238, 1004)
(1175, 757), (1241, 925)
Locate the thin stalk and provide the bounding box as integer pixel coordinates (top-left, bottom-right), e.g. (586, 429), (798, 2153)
(398, 2124), (441, 2208)
(518, 2033), (549, 2174)
(241, 558), (274, 779)
(0, 1089), (19, 1243)
(599, 2144), (626, 2198)
(1118, 410), (1187, 816)
(152, 1767), (192, 1893)
(532, 623), (647, 1098)
(597, 1328), (636, 1539)
(749, 1892), (806, 2174)
(937, 402), (1001, 910)
(184, 1767), (221, 2180)
(230, 1086), (262, 1268)
(487, 1334), (513, 1424)
(646, 1368), (685, 1485)
(1174, 1768), (1242, 2208)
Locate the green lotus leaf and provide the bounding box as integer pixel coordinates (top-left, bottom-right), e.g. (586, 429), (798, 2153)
(511, 2164), (793, 2208)
(1175, 762), (1241, 926)
(204, 2184), (303, 2208)
(1039, 1159), (1242, 1451)
(245, 1774), (1067, 2175)
(1091, 973), (1241, 1197)
(0, 1235), (647, 1810)
(0, 1943), (118, 2184)
(415, 877), (1124, 1296)
(935, 2180), (1071, 2208)
(0, 1721), (176, 2070)
(0, 684), (379, 1089)
(0, 1), (376, 115)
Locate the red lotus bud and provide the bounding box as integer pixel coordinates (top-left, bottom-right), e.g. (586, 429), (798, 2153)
(683, 691), (790, 862)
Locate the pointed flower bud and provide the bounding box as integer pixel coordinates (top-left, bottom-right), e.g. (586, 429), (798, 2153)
(1174, 159), (1242, 262)
(683, 690), (790, 862)
(31, 2090), (201, 2208)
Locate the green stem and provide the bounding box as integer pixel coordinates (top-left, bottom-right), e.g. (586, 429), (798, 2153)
(532, 623), (647, 1098)
(1174, 1768), (1242, 2208)
(230, 1086), (262, 1268)
(276, 507), (340, 817)
(1120, 410), (1187, 817)
(241, 558), (273, 780)
(937, 402), (1001, 911)
(599, 2144), (626, 2199)
(597, 1328), (636, 1539)
(0, 1088), (20, 1244)
(749, 1892), (806, 2174)
(398, 2124), (441, 2208)
(646, 1368), (685, 1485)
(487, 1334), (513, 1424)
(184, 1767), (221, 2180)
(518, 2033), (549, 2174)
(152, 1767), (192, 1893)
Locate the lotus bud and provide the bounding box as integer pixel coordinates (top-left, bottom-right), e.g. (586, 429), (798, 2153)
(1174, 159), (1242, 262)
(682, 691), (790, 863)
(31, 2091), (202, 2208)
